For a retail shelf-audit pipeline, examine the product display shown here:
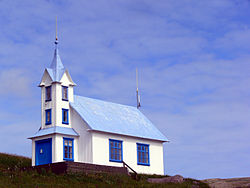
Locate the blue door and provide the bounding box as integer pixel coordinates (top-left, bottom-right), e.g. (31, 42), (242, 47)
(35, 138), (52, 166)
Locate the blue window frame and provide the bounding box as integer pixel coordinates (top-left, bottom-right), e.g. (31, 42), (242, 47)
(45, 86), (51, 102)
(109, 139), (123, 163)
(62, 86), (68, 101)
(137, 143), (150, 166)
(62, 108), (69, 124)
(45, 109), (51, 125)
(63, 137), (74, 161)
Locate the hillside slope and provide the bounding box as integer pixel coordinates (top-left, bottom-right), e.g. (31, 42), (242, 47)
(0, 152), (209, 188)
(203, 177), (250, 188)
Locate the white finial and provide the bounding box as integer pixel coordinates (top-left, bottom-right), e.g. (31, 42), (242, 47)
(136, 68), (141, 109)
(55, 16), (58, 44)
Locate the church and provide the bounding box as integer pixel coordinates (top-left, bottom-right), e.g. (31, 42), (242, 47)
(29, 36), (168, 175)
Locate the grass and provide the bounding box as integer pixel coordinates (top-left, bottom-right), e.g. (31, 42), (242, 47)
(0, 152), (209, 188)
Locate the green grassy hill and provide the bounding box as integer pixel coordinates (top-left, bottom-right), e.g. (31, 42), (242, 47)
(0, 152), (209, 188)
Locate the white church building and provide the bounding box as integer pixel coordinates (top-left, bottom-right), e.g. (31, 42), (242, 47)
(29, 37), (168, 175)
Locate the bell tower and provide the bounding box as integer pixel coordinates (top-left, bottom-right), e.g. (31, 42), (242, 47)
(39, 31), (76, 130)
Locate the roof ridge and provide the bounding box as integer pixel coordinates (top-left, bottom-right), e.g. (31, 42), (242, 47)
(73, 95), (137, 109)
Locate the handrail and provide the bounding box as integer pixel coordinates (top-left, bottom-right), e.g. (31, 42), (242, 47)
(122, 161), (137, 177)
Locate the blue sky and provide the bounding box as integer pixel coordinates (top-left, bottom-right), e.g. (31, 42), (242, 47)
(0, 0), (250, 179)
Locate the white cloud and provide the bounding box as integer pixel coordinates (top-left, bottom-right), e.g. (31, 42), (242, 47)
(214, 28), (250, 51)
(0, 120), (38, 157)
(0, 69), (32, 97)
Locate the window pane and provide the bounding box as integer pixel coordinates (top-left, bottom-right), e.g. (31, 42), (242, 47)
(45, 110), (51, 124)
(115, 148), (117, 156)
(46, 86), (51, 101)
(110, 140), (122, 161)
(64, 139), (74, 160)
(118, 149), (121, 160)
(65, 111), (68, 121)
(47, 111), (51, 122)
(64, 111), (66, 121)
(146, 155), (148, 163)
(62, 86), (68, 100)
(69, 140), (72, 146)
(138, 146), (141, 151)
(64, 140), (68, 146)
(64, 146), (68, 152)
(63, 110), (68, 123)
(64, 146), (68, 157)
(137, 144), (149, 165)
(119, 149), (121, 156)
(138, 152), (141, 162)
(113, 148), (115, 159)
(48, 88), (51, 99)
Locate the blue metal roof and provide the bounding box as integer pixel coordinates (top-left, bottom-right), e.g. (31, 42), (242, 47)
(47, 45), (65, 82)
(70, 95), (168, 142)
(46, 67), (65, 82)
(28, 126), (79, 139)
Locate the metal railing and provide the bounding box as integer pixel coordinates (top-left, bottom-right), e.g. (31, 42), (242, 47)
(122, 161), (138, 180)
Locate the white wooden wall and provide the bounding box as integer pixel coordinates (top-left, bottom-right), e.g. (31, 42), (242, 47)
(70, 107), (93, 163)
(40, 71), (74, 130)
(91, 131), (164, 175)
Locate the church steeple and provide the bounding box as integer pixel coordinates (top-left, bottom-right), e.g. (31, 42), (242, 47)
(39, 23), (75, 87)
(43, 18), (67, 83)
(49, 38), (65, 81)
(38, 18), (76, 132)
(50, 41), (64, 70)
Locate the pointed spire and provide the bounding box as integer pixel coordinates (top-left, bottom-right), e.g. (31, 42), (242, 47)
(48, 17), (65, 82)
(50, 47), (64, 70)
